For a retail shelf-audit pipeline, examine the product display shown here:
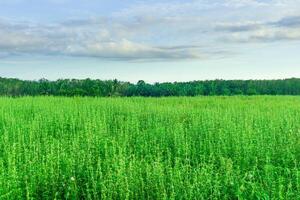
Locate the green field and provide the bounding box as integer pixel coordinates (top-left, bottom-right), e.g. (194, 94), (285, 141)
(0, 96), (300, 199)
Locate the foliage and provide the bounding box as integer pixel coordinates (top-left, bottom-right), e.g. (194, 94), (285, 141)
(1, 77), (300, 96)
(0, 96), (299, 199)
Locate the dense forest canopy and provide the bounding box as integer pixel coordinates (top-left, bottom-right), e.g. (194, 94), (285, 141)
(0, 77), (300, 97)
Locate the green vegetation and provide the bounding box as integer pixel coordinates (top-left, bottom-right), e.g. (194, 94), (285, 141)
(0, 96), (300, 199)
(1, 77), (300, 96)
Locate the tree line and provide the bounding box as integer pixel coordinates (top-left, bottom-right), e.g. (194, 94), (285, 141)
(0, 77), (300, 97)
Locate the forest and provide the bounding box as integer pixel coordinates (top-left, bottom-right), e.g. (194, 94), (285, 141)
(0, 77), (300, 97)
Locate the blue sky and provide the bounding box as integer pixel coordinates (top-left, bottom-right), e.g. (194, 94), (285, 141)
(0, 0), (300, 82)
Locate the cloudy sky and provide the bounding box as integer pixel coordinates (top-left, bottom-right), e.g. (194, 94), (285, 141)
(0, 0), (300, 82)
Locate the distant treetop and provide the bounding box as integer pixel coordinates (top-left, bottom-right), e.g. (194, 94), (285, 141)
(0, 77), (299, 97)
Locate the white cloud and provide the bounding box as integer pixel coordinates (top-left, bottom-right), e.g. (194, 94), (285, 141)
(216, 17), (300, 43)
(0, 18), (211, 61)
(0, 0), (300, 61)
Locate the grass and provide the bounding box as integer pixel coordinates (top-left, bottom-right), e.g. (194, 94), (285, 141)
(0, 96), (299, 199)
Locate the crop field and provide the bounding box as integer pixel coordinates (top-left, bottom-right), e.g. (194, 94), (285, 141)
(0, 96), (300, 199)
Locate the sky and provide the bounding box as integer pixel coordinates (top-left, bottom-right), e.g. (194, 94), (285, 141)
(0, 0), (300, 83)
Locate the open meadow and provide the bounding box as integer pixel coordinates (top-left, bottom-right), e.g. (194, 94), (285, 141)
(0, 96), (300, 199)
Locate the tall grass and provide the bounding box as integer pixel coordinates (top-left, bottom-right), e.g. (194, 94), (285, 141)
(0, 96), (299, 199)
